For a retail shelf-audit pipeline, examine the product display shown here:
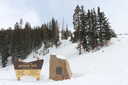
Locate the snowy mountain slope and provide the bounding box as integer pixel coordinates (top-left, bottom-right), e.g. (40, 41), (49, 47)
(1, 37), (128, 85)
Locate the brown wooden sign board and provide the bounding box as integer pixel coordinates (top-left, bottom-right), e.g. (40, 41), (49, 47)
(14, 60), (43, 70)
(13, 59), (44, 80)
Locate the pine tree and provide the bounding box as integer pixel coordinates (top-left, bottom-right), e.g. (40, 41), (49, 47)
(97, 7), (116, 46)
(50, 18), (60, 47)
(73, 5), (81, 30)
(78, 6), (86, 54)
(61, 28), (65, 40)
(89, 9), (98, 50)
(65, 26), (71, 39)
(61, 25), (71, 40)
(73, 5), (81, 42)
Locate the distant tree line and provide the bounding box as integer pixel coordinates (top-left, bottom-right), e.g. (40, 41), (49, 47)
(0, 18), (60, 67)
(72, 5), (116, 54)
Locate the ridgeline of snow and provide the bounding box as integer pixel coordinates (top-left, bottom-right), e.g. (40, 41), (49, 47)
(1, 37), (128, 85)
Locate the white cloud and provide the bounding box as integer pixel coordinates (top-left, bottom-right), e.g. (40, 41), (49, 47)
(0, 0), (41, 28)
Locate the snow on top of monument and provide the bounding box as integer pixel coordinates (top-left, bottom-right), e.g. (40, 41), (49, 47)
(51, 53), (67, 59)
(57, 55), (67, 59)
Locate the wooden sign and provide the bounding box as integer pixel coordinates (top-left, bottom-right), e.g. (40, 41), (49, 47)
(14, 59), (44, 80)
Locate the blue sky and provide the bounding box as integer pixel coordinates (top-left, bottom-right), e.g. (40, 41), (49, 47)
(0, 0), (128, 33)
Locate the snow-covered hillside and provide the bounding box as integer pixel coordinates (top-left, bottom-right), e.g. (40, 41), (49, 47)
(1, 37), (128, 85)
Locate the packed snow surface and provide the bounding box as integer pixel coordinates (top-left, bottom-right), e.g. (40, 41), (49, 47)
(0, 37), (128, 85)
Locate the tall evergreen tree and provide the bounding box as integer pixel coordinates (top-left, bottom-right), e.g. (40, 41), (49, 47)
(50, 18), (60, 47)
(73, 5), (82, 42)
